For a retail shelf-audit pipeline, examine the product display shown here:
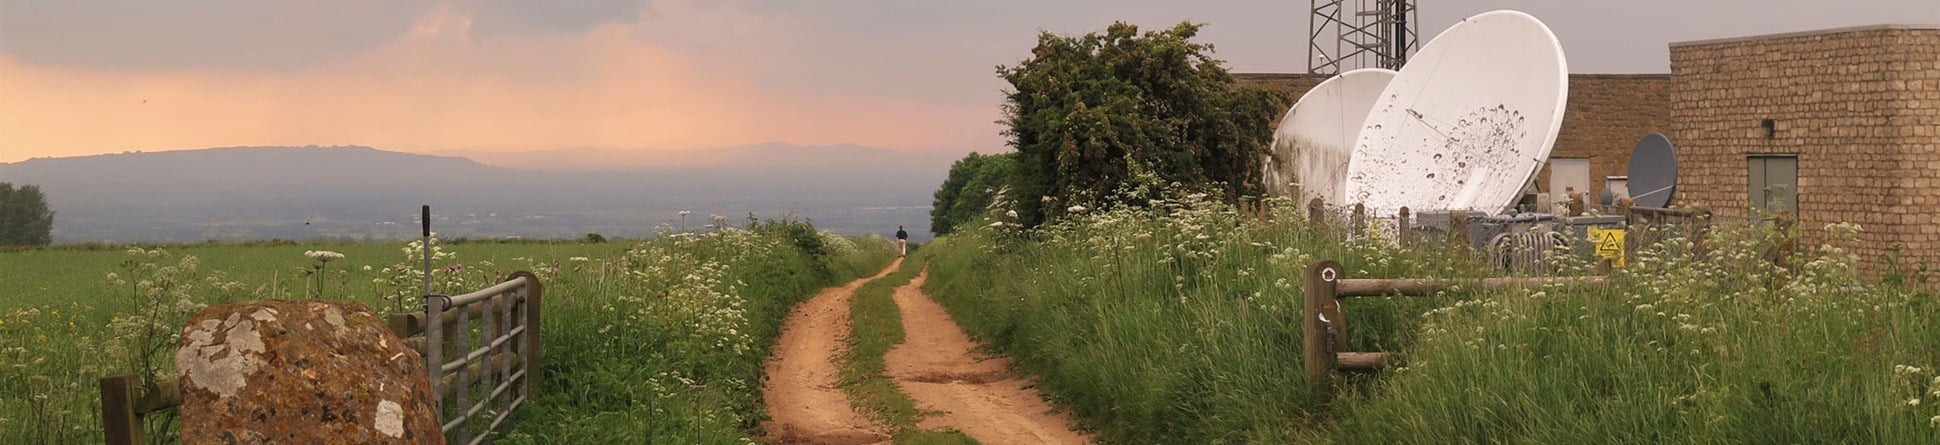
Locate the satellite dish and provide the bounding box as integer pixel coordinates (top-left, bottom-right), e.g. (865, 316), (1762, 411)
(1265, 68), (1397, 206)
(1626, 132), (1678, 208)
(1342, 10), (1569, 214)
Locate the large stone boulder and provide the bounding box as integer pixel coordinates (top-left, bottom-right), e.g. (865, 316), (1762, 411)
(176, 300), (443, 444)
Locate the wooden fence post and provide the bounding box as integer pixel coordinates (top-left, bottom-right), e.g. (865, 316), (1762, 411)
(1397, 207), (1411, 244)
(100, 375), (144, 445)
(1449, 210), (1470, 247)
(1351, 203), (1366, 236)
(1616, 198), (1636, 262)
(1693, 208), (1712, 258)
(1303, 260), (1344, 403)
(512, 271), (543, 398)
(1308, 198), (1326, 227)
(1773, 211), (1798, 268)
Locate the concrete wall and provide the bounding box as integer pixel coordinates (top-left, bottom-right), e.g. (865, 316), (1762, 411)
(1234, 73), (1672, 204)
(1670, 25), (1940, 271)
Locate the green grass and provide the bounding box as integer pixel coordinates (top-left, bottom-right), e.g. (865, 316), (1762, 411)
(0, 224), (898, 444)
(838, 247), (980, 444)
(922, 195), (1940, 443)
(923, 195), (1484, 443)
(0, 240), (628, 311)
(1323, 221), (1940, 443)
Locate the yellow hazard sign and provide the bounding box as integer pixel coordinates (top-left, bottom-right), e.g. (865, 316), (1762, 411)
(1589, 227), (1625, 267)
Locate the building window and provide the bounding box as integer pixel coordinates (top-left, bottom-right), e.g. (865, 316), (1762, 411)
(1748, 155), (1798, 217)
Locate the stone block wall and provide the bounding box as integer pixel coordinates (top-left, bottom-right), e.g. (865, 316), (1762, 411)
(1542, 75), (1674, 200)
(1233, 73), (1330, 102)
(1670, 25), (1940, 272)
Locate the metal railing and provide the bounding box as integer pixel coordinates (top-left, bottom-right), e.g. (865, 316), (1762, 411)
(1302, 197), (1722, 274)
(99, 272), (543, 445)
(390, 271), (543, 445)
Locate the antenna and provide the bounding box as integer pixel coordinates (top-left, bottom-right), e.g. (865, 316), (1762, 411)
(1308, 0), (1420, 75)
(1343, 10), (1570, 214)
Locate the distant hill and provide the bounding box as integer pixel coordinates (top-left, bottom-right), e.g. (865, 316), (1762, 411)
(0, 145), (953, 244)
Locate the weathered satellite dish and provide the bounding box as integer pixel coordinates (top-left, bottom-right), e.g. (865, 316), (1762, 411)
(1625, 132), (1678, 208)
(1343, 10), (1569, 214)
(1265, 68), (1397, 206)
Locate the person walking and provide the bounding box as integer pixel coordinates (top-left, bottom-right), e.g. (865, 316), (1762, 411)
(895, 225), (908, 257)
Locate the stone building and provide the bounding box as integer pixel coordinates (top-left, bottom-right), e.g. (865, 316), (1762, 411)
(1669, 24), (1940, 270)
(1240, 23), (1940, 272)
(1234, 73), (1671, 207)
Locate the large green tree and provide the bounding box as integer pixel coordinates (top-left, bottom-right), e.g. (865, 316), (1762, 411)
(931, 152), (1019, 235)
(998, 22), (1289, 226)
(0, 182), (54, 246)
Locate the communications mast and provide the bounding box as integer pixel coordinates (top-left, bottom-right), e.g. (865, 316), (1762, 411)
(1308, 0), (1419, 74)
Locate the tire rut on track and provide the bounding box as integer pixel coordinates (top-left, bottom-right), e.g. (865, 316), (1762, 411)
(883, 270), (1091, 445)
(762, 260), (900, 445)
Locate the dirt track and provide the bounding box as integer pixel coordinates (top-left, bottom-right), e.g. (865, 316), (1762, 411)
(762, 260), (898, 445)
(763, 263), (1089, 445)
(882, 271), (1090, 445)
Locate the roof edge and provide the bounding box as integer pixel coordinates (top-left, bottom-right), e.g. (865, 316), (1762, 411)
(1670, 23), (1940, 48)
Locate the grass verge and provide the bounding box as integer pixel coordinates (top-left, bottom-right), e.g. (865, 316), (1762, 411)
(501, 223), (898, 443)
(924, 191), (1940, 443)
(842, 247), (979, 444)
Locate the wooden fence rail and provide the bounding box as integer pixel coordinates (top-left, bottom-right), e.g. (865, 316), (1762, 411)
(1301, 259), (1603, 402)
(99, 272), (543, 445)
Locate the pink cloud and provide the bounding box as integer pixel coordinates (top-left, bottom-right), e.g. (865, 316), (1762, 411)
(0, 2), (1000, 164)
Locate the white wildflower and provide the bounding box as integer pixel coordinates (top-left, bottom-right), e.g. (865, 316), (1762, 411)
(1067, 205), (1087, 214)
(569, 257), (591, 262)
(678, 210), (692, 216)
(304, 250), (345, 262)
(989, 221), (1006, 227)
(1909, 398), (1922, 406)
(1005, 210), (1019, 218)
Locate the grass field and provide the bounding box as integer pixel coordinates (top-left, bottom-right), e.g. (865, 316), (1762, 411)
(12, 194), (1940, 444)
(0, 221), (895, 444)
(922, 193), (1940, 443)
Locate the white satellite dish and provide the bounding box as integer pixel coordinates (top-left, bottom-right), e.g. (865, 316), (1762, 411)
(1265, 68), (1397, 206)
(1343, 10), (1569, 214)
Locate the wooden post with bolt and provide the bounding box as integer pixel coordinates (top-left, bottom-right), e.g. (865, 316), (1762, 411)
(1302, 260), (1344, 402)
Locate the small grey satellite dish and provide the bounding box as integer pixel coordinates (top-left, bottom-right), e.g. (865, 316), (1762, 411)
(1625, 132), (1678, 208)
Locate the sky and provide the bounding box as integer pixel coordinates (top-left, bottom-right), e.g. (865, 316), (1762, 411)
(2, 0), (1936, 165)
